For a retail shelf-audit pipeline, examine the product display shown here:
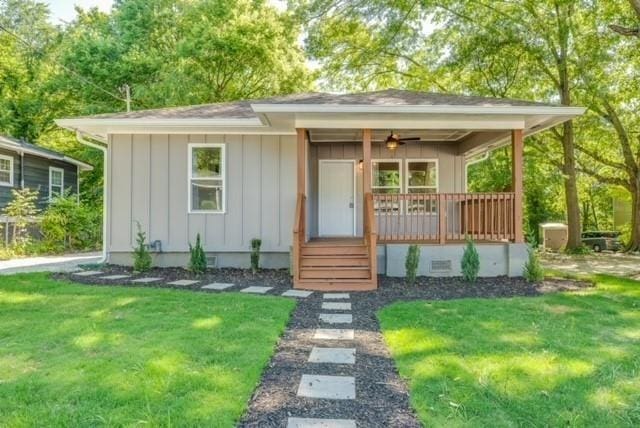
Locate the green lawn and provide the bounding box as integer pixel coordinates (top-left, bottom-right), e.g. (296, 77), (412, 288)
(0, 274), (295, 427)
(379, 276), (640, 427)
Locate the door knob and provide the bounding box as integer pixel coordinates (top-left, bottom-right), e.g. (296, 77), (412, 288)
(349, 202), (354, 208)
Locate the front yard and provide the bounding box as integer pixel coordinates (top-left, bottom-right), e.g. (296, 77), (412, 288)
(0, 274), (295, 427)
(379, 275), (640, 427)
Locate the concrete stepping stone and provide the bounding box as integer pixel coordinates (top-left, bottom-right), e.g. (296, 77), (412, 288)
(323, 293), (350, 300)
(319, 313), (352, 324)
(297, 374), (355, 400)
(287, 417), (356, 428)
(322, 302), (351, 310)
(240, 286), (273, 294)
(131, 277), (162, 284)
(201, 283), (234, 290)
(73, 270), (103, 277)
(99, 275), (130, 280)
(167, 279), (200, 286)
(308, 347), (356, 365)
(314, 329), (354, 340)
(282, 290), (313, 298)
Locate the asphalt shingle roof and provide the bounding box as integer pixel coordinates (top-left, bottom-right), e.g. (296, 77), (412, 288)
(78, 89), (558, 120)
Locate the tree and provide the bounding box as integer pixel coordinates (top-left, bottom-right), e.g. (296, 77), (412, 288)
(610, 0), (640, 37)
(297, 0), (585, 249)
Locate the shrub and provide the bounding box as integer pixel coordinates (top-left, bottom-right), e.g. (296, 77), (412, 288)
(251, 238), (262, 274)
(132, 222), (152, 273)
(405, 244), (420, 285)
(189, 233), (207, 274)
(523, 246), (545, 283)
(2, 188), (39, 252)
(461, 237), (480, 283)
(564, 245), (592, 255)
(40, 194), (101, 252)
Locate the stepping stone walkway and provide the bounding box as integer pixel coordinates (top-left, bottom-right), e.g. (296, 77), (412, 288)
(167, 279), (200, 286)
(321, 302), (351, 310)
(240, 289), (421, 428)
(99, 275), (130, 280)
(131, 277), (162, 284)
(73, 270), (103, 277)
(201, 283), (235, 290)
(240, 286), (273, 294)
(282, 290), (314, 298)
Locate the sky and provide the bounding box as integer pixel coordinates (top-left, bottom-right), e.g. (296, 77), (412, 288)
(46, 0), (287, 24)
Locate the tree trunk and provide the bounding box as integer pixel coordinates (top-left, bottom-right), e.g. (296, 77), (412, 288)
(562, 120), (583, 249)
(629, 184), (640, 252)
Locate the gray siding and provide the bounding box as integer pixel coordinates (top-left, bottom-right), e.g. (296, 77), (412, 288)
(0, 148), (79, 211)
(108, 134), (296, 254)
(307, 141), (465, 237)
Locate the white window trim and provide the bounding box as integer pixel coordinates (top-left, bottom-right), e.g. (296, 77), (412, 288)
(49, 167), (64, 200)
(405, 159), (439, 215)
(0, 154), (14, 187)
(188, 143), (226, 214)
(405, 158), (439, 192)
(371, 159), (403, 192)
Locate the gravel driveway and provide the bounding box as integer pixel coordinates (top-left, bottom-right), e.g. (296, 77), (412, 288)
(541, 251), (640, 279)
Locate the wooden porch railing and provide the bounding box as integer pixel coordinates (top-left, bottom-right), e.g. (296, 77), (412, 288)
(292, 193), (306, 281)
(363, 192), (377, 287)
(373, 192), (516, 243)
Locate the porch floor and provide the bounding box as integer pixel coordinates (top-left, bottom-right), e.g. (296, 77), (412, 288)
(307, 237), (365, 246)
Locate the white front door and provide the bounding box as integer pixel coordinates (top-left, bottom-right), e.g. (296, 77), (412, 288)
(319, 160), (356, 236)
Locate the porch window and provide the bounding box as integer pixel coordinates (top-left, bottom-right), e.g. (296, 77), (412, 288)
(406, 160), (438, 213)
(49, 167), (64, 200)
(189, 144), (225, 213)
(372, 160), (402, 213)
(0, 155), (13, 186)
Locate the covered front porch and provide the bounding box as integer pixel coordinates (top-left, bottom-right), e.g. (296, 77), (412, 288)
(292, 127), (525, 291)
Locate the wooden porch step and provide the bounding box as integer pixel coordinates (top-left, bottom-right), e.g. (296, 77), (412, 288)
(295, 279), (377, 292)
(300, 266), (371, 280)
(301, 245), (368, 256)
(301, 255), (369, 268)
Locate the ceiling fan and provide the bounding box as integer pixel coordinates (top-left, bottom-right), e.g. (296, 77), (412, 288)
(379, 131), (420, 150)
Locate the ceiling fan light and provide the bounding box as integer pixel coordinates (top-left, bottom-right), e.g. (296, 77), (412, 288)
(386, 139), (399, 150)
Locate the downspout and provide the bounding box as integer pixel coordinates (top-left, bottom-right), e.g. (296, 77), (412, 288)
(20, 151), (24, 188)
(463, 152), (489, 192)
(75, 131), (108, 264)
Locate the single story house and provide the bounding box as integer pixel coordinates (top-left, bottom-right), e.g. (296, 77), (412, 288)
(0, 134), (93, 210)
(56, 89), (584, 291)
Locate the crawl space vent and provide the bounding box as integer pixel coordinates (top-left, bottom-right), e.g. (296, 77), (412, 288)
(431, 260), (452, 272)
(206, 256), (218, 268)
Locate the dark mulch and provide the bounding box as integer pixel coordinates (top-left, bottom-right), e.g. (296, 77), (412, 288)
(59, 267), (591, 427)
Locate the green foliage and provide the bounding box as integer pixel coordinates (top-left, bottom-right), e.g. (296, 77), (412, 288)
(565, 245), (593, 256)
(250, 238), (262, 274)
(523, 247), (544, 283)
(40, 194), (101, 252)
(461, 237), (480, 283)
(2, 187), (40, 252)
(188, 233), (207, 274)
(132, 221), (152, 273)
(405, 244), (420, 285)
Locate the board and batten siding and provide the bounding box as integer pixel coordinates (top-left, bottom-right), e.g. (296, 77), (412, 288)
(307, 141), (465, 237)
(107, 134), (296, 254)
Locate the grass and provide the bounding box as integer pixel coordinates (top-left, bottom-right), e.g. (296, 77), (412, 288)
(378, 275), (640, 427)
(0, 273), (295, 427)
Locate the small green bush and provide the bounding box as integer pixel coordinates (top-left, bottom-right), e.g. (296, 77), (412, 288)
(2, 188), (39, 252)
(523, 247), (545, 282)
(189, 233), (207, 274)
(251, 238), (262, 274)
(461, 237), (480, 283)
(132, 222), (152, 273)
(41, 194), (101, 252)
(564, 245), (592, 255)
(405, 244), (420, 285)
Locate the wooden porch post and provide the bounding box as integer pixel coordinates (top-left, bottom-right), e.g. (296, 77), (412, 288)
(362, 129), (372, 194)
(297, 128), (306, 196)
(512, 129), (524, 243)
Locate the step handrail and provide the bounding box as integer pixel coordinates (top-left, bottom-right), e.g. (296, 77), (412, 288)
(364, 192), (377, 288)
(292, 193), (306, 282)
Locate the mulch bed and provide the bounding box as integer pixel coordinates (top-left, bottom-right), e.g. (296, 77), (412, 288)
(58, 268), (591, 427)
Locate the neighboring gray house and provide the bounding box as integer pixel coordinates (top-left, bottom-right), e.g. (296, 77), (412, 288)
(0, 135), (93, 210)
(56, 89), (584, 291)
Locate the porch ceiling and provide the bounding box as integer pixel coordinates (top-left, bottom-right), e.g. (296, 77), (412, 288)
(308, 129), (472, 143)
